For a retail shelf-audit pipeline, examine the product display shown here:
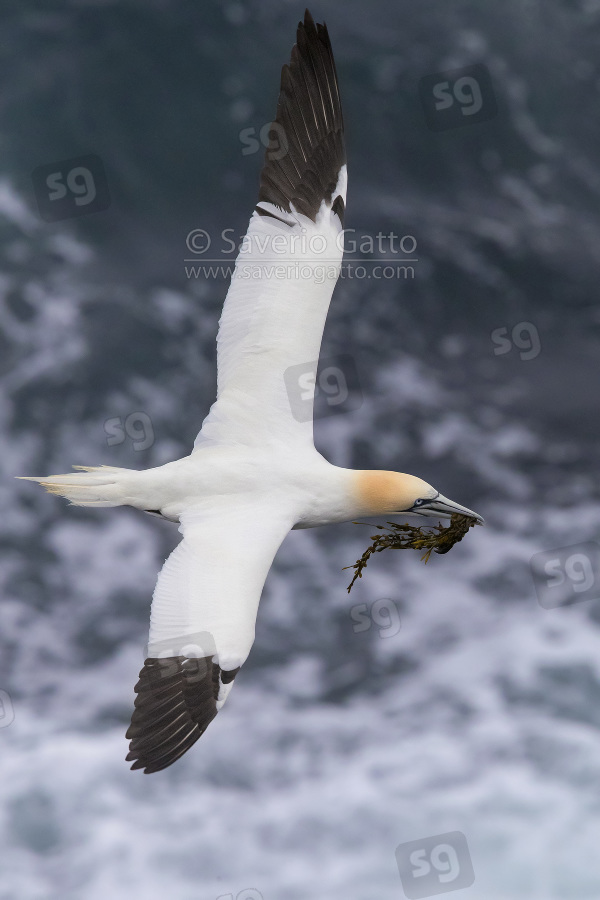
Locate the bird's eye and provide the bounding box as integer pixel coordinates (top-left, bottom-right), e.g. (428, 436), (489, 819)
(413, 498), (425, 507)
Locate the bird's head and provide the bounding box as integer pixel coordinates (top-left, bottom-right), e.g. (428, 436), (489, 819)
(355, 470), (484, 524)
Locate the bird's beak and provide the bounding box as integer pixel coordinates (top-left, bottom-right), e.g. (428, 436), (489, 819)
(409, 493), (485, 525)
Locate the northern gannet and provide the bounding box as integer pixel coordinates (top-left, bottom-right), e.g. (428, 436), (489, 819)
(19, 10), (483, 773)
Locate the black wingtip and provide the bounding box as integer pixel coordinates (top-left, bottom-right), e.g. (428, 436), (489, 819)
(304, 9), (316, 29)
(257, 9), (345, 222)
(126, 655), (240, 774)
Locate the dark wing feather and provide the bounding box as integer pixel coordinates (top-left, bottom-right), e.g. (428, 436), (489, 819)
(257, 9), (345, 224)
(126, 656), (240, 774)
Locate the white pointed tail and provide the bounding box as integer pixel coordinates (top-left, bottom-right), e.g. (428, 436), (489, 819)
(17, 465), (133, 507)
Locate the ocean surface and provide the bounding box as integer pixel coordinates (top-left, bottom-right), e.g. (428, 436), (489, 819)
(1, 1), (600, 898)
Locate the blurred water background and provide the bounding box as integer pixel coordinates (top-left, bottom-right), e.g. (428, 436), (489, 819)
(1, 0), (600, 898)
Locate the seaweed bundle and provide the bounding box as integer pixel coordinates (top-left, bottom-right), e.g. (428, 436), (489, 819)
(344, 513), (480, 593)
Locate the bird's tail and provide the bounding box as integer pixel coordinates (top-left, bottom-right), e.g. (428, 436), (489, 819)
(17, 465), (135, 508)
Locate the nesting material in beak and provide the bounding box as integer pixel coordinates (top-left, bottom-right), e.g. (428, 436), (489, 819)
(344, 513), (482, 593)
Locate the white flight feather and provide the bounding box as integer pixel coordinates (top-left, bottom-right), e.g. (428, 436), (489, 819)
(195, 165), (347, 450)
(147, 502), (294, 680)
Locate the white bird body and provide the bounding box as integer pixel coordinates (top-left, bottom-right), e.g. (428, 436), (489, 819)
(19, 11), (483, 772)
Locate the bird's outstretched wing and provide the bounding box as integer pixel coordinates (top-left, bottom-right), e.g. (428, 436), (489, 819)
(195, 10), (346, 451)
(126, 503), (291, 773)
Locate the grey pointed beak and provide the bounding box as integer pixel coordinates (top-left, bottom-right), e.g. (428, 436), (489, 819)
(410, 493), (485, 525)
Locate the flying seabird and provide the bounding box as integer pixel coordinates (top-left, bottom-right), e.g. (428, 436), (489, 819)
(19, 10), (483, 773)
